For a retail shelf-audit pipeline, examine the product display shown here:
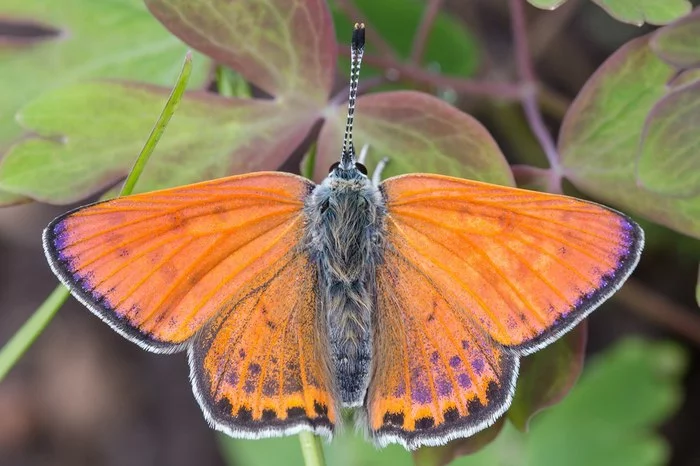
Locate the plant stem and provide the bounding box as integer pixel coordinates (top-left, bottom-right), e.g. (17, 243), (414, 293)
(509, 0), (563, 194)
(410, 0), (444, 65)
(0, 51), (193, 382)
(298, 431), (327, 466)
(357, 52), (523, 99)
(0, 286), (70, 380)
(121, 52), (193, 196)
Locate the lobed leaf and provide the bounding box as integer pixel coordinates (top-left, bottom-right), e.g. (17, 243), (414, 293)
(0, 0), (211, 205)
(0, 0), (210, 149)
(508, 322), (587, 432)
(315, 91), (514, 186)
(650, 8), (700, 69)
(559, 35), (700, 239)
(146, 0), (336, 104)
(591, 0), (692, 26)
(0, 82), (318, 204)
(636, 79), (700, 197)
(528, 0), (691, 25)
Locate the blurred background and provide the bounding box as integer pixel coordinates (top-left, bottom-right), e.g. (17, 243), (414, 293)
(1, 1), (700, 465)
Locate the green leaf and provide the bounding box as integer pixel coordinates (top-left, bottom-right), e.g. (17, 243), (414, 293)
(559, 35), (700, 239)
(530, 0), (690, 25)
(0, 0), (210, 206)
(651, 8), (700, 68)
(670, 68), (700, 88)
(146, 0), (337, 104)
(315, 91), (514, 186)
(591, 0), (692, 26)
(329, 0), (479, 78)
(450, 339), (686, 466)
(0, 0), (210, 149)
(0, 82), (319, 203)
(527, 0), (568, 9)
(2, 0), (338, 204)
(636, 79), (700, 197)
(508, 322), (587, 432)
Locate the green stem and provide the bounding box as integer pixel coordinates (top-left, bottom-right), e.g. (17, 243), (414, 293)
(0, 286), (70, 380)
(0, 51), (194, 382)
(298, 431), (327, 466)
(120, 52), (193, 196)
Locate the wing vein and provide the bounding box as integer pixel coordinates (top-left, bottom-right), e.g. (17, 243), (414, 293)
(112, 237), (197, 311)
(391, 206), (613, 244)
(185, 217), (303, 324)
(387, 217), (515, 335)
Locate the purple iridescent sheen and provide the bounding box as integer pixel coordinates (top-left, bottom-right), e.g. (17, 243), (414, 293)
(472, 358), (485, 375)
(457, 373), (471, 389)
(411, 382), (432, 404)
(436, 376), (453, 397)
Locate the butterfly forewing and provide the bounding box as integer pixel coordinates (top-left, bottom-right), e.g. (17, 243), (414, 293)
(43, 172), (314, 351)
(380, 174), (643, 353)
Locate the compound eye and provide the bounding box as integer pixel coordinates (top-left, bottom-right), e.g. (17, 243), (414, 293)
(355, 162), (368, 175)
(328, 162), (340, 173)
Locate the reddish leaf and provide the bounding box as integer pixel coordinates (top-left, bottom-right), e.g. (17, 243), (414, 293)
(146, 0), (336, 104)
(0, 82), (318, 203)
(559, 35), (700, 239)
(508, 322), (588, 432)
(651, 8), (700, 69)
(315, 91), (514, 186)
(637, 79), (700, 197)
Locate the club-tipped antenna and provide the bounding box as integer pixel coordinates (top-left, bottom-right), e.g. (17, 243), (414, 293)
(340, 23), (365, 170)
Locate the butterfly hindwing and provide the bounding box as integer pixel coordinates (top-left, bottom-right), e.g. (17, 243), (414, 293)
(380, 174), (643, 354)
(368, 248), (518, 449)
(43, 172), (314, 352)
(189, 251), (338, 438)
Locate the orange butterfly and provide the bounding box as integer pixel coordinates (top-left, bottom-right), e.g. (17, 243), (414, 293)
(43, 24), (643, 449)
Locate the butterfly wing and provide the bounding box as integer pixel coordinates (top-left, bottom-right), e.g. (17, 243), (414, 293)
(366, 173), (643, 448)
(368, 248), (518, 449)
(380, 173), (643, 352)
(43, 172), (314, 352)
(189, 250), (337, 439)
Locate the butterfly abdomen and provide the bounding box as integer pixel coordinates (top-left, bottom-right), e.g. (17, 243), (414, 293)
(304, 173), (386, 406)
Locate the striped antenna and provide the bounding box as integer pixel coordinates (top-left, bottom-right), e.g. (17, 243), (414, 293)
(340, 23), (365, 170)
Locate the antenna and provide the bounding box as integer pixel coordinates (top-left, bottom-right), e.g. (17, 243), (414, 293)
(340, 23), (365, 170)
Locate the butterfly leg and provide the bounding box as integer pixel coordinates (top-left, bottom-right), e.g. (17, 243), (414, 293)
(372, 157), (390, 186)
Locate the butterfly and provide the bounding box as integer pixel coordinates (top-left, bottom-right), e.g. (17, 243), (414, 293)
(43, 24), (643, 450)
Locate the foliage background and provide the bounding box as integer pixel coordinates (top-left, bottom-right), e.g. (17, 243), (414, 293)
(0, 1), (699, 465)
